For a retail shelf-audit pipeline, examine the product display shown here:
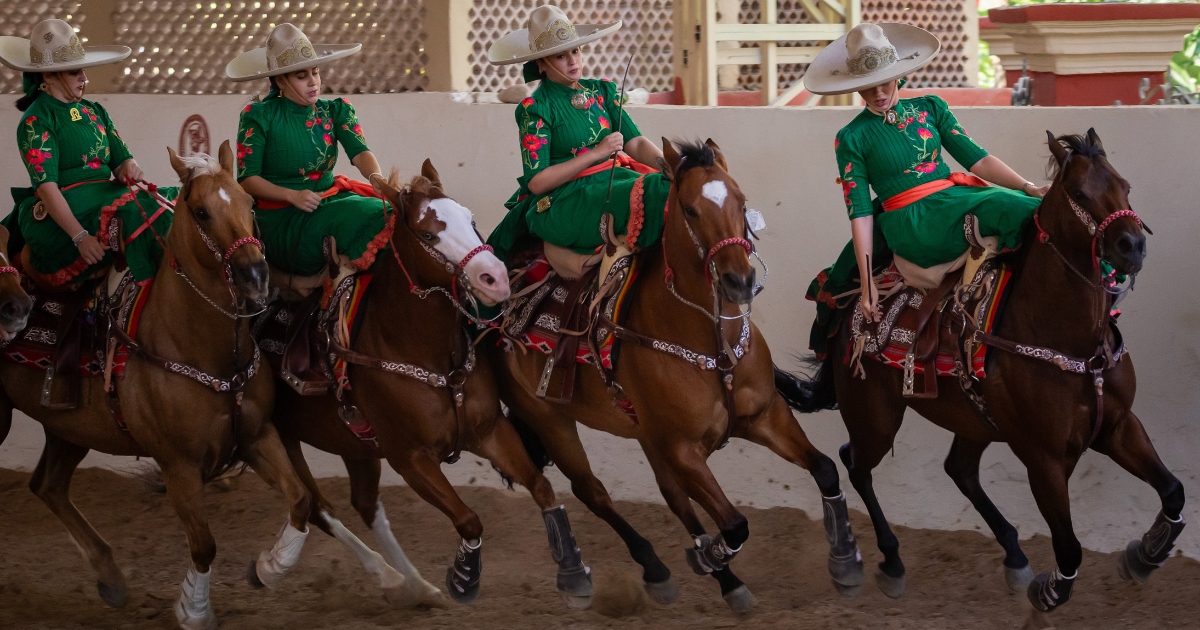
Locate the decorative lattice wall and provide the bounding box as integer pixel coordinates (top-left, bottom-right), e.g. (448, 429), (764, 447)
(112, 0), (427, 94)
(735, 0), (973, 91)
(467, 0), (676, 93)
(0, 2), (86, 94)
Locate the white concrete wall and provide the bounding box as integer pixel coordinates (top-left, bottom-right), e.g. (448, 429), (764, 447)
(0, 94), (1196, 559)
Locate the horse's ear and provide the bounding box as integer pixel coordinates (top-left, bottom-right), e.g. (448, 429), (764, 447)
(217, 140), (235, 175)
(661, 137), (682, 176)
(704, 138), (729, 172)
(1085, 127), (1105, 154)
(421, 159), (441, 188)
(1046, 130), (1068, 166)
(167, 146), (190, 182)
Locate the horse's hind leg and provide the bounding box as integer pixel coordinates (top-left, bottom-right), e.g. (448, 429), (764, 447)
(386, 449), (485, 604)
(238, 427), (312, 591)
(340, 455), (446, 607)
(742, 394), (864, 596)
(944, 436), (1033, 592)
(1090, 410), (1186, 585)
(526, 416), (675, 602)
(473, 416), (595, 608)
(29, 431), (128, 608)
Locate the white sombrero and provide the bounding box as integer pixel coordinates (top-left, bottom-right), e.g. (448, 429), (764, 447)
(803, 23), (940, 96)
(0, 19), (130, 73)
(487, 5), (621, 66)
(226, 23), (361, 82)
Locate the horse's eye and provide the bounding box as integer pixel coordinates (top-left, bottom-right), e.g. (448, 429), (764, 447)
(683, 206), (698, 218)
(194, 207), (210, 221)
(422, 232), (434, 241)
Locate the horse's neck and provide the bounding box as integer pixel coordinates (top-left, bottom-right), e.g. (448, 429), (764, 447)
(1001, 197), (1110, 356)
(358, 248), (462, 366)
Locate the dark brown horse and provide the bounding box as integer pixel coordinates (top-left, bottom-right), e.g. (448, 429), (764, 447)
(0, 224), (33, 443)
(778, 129), (1183, 612)
(0, 143), (322, 630)
(272, 162), (602, 608)
(489, 139), (863, 612)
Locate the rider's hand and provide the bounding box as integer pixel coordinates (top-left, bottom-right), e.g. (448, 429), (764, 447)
(1023, 182), (1050, 199)
(368, 173), (387, 198)
(77, 235), (106, 265)
(114, 159), (143, 185)
(594, 132), (624, 162)
(291, 189), (322, 212)
(859, 280), (882, 322)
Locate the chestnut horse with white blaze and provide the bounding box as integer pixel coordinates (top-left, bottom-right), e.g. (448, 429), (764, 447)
(777, 130), (1184, 613)
(489, 139), (864, 612)
(273, 162), (607, 608)
(0, 143), (405, 630)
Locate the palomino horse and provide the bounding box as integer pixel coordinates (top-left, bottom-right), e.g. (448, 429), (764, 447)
(272, 162), (601, 607)
(778, 130), (1182, 612)
(489, 139), (863, 612)
(0, 143), (402, 630)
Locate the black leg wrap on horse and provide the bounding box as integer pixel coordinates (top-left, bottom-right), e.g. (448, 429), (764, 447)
(446, 538), (482, 604)
(1027, 569), (1075, 612)
(823, 493), (865, 589)
(1119, 510), (1186, 584)
(543, 506), (594, 597)
(685, 534), (742, 575)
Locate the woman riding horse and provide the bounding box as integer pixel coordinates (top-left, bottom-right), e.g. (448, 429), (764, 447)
(486, 5), (669, 264)
(226, 23), (388, 277)
(803, 23), (1047, 356)
(0, 19), (175, 287)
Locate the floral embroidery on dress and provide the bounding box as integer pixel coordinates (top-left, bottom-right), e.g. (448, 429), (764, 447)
(519, 98), (549, 172)
(838, 162), (858, 215)
(237, 127), (254, 173)
(74, 105), (111, 171)
(20, 115), (52, 182)
(298, 102), (338, 180)
(891, 102), (940, 178)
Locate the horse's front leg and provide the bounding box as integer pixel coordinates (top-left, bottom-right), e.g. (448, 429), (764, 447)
(1022, 455), (1082, 612)
(237, 424), (312, 591)
(1090, 409), (1186, 585)
(159, 461), (219, 630)
(741, 393), (864, 596)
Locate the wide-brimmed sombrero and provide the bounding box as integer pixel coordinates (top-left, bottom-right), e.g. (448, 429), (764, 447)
(0, 19), (130, 73)
(226, 23), (361, 82)
(803, 23), (940, 95)
(487, 5), (621, 68)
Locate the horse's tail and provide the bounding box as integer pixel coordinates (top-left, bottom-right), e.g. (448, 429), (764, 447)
(774, 355), (838, 413)
(494, 408), (554, 490)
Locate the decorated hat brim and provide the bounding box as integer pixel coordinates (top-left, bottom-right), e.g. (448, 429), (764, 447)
(225, 43), (362, 82)
(0, 36), (130, 73)
(802, 23), (939, 96)
(487, 21), (622, 66)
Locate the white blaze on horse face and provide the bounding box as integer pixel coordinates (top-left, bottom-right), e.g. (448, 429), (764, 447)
(702, 179), (729, 209)
(424, 198), (511, 305)
(218, 187), (231, 203)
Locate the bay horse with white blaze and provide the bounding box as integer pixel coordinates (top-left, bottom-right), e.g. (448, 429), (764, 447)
(778, 129), (1184, 612)
(0, 143), (401, 630)
(272, 162), (603, 607)
(490, 139), (863, 612)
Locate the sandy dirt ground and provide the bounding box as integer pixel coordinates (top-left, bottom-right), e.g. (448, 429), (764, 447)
(0, 467), (1195, 630)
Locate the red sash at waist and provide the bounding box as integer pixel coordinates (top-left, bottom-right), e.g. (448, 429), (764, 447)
(881, 172), (989, 212)
(255, 174), (381, 210)
(572, 153), (658, 181)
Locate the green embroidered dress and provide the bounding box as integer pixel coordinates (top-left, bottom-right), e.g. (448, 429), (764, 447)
(236, 96), (386, 276)
(807, 95), (1041, 356)
(486, 79), (670, 264)
(7, 95), (176, 285)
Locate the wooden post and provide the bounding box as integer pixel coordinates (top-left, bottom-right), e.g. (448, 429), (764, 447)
(425, 0), (472, 92)
(761, 0), (777, 105)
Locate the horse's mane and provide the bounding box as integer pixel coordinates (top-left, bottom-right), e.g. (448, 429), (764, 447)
(673, 140), (716, 178)
(177, 153), (222, 184)
(1046, 133), (1106, 179)
(406, 175), (446, 199)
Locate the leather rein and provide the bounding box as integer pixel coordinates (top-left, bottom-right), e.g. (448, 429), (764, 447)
(326, 195), (488, 464)
(600, 168), (766, 450)
(960, 149), (1142, 447)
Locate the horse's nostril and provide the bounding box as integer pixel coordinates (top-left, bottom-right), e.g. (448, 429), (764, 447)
(482, 273), (495, 286)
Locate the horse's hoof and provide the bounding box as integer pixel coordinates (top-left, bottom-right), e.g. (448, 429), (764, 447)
(828, 550), (865, 591)
(722, 584), (757, 613)
(445, 566), (480, 605)
(833, 582), (863, 597)
(1005, 563), (1035, 594)
(556, 567), (595, 598)
(1118, 540), (1156, 585)
(245, 558), (265, 589)
(97, 580), (129, 608)
(560, 593), (593, 610)
(1026, 571), (1074, 612)
(174, 600), (218, 630)
(643, 577), (679, 605)
(874, 570), (906, 599)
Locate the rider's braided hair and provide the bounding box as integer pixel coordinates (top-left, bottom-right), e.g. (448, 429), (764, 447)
(15, 72), (42, 111)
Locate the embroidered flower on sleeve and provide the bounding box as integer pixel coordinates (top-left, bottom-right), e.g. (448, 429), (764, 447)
(521, 97), (535, 108)
(25, 148), (48, 172)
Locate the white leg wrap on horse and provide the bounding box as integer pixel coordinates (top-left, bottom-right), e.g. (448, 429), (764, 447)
(255, 521), (308, 589)
(174, 566), (216, 630)
(321, 510), (405, 591)
(370, 502), (421, 579)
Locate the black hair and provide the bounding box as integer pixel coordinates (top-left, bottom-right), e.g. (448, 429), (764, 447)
(1047, 132), (1106, 179)
(15, 72), (42, 111)
(672, 139), (717, 178)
